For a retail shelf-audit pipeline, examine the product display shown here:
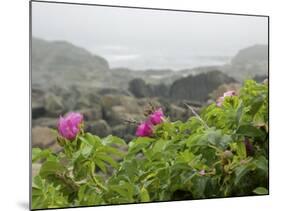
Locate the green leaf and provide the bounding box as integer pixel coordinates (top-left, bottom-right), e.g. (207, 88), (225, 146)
(253, 187), (268, 195)
(249, 95), (265, 116)
(128, 137), (154, 154)
(140, 187), (150, 202)
(236, 141), (247, 158)
(95, 158), (107, 173)
(255, 155), (268, 174)
(96, 153), (119, 169)
(110, 182), (134, 201)
(234, 161), (255, 186)
(39, 161), (66, 177)
(32, 148), (52, 162)
(236, 124), (266, 139)
(99, 145), (125, 158)
(102, 135), (126, 146)
(152, 139), (168, 154)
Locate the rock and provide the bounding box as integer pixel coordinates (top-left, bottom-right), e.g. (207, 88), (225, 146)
(85, 120), (111, 138)
(166, 104), (189, 122)
(148, 83), (169, 98)
(98, 88), (131, 96)
(32, 102), (46, 119)
(101, 95), (144, 126)
(33, 117), (58, 128)
(253, 75), (268, 83)
(129, 78), (151, 98)
(32, 126), (61, 153)
(170, 70), (236, 102)
(32, 37), (110, 90)
(112, 124), (137, 143)
(44, 93), (64, 117)
(32, 88), (46, 119)
(129, 78), (169, 98)
(78, 107), (103, 121)
(231, 45), (268, 66)
(75, 91), (102, 110)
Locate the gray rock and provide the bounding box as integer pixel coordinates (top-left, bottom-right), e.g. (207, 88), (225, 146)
(78, 107), (103, 121)
(102, 95), (144, 126)
(33, 117), (58, 128)
(44, 93), (64, 117)
(129, 78), (151, 98)
(32, 126), (61, 153)
(170, 70), (236, 102)
(112, 124), (137, 143)
(166, 104), (189, 122)
(85, 120), (111, 138)
(32, 102), (46, 119)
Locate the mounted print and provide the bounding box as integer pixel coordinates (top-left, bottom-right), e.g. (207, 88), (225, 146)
(30, 1), (269, 210)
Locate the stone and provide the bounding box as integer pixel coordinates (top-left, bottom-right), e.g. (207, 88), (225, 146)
(44, 93), (64, 117)
(129, 78), (151, 98)
(85, 120), (111, 138)
(32, 126), (61, 153)
(170, 70), (236, 102)
(33, 117), (58, 129)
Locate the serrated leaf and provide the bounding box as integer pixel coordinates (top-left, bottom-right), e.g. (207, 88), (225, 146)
(236, 124), (266, 139)
(140, 187), (150, 202)
(32, 148), (52, 162)
(253, 187), (268, 195)
(95, 158), (107, 173)
(102, 135), (126, 146)
(96, 153), (119, 169)
(39, 161), (66, 177)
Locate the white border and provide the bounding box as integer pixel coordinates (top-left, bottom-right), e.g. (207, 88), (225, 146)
(1, 0), (280, 210)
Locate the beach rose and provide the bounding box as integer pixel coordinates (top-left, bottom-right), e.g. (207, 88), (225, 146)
(57, 112), (84, 140)
(216, 90), (236, 106)
(136, 121), (153, 137)
(148, 108), (164, 125)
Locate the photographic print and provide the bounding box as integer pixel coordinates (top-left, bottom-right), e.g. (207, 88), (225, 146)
(30, 1), (269, 210)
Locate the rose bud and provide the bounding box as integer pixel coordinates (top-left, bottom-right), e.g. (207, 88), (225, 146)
(148, 108), (164, 125)
(57, 112), (84, 141)
(136, 121), (153, 137)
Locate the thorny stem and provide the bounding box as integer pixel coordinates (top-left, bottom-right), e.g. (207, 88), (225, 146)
(184, 103), (209, 129)
(90, 170), (107, 192)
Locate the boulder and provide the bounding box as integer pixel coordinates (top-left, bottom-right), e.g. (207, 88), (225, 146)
(98, 88), (131, 96)
(112, 124), (137, 143)
(44, 93), (64, 117)
(102, 95), (144, 126)
(32, 126), (61, 153)
(166, 104), (189, 122)
(32, 102), (46, 119)
(129, 78), (151, 98)
(32, 117), (58, 129)
(32, 88), (46, 119)
(149, 83), (169, 98)
(170, 70), (236, 102)
(85, 120), (111, 138)
(78, 107), (103, 121)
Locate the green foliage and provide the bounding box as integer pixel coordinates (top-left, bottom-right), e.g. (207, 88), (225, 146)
(32, 80), (269, 209)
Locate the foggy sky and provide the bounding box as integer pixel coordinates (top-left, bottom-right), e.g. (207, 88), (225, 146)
(31, 1), (268, 70)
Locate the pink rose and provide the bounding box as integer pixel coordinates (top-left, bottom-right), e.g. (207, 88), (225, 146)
(223, 90), (236, 97)
(57, 112), (84, 140)
(148, 108), (164, 125)
(136, 121), (153, 137)
(199, 169), (206, 176)
(216, 90), (236, 107)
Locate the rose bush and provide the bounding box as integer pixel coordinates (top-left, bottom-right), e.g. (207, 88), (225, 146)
(32, 80), (268, 209)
